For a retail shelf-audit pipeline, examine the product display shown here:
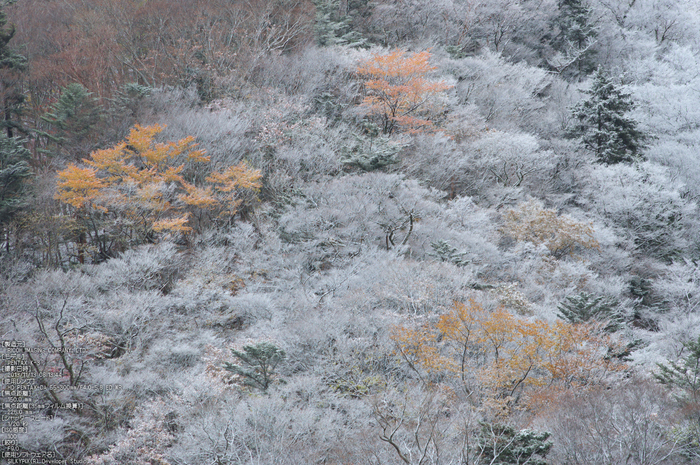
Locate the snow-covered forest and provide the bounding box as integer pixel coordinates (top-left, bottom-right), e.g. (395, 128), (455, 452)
(2, 0), (700, 463)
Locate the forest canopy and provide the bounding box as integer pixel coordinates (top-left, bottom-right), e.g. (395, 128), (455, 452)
(1, 0), (700, 463)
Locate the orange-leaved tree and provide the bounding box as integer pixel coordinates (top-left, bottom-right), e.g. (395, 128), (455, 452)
(357, 49), (451, 134)
(391, 299), (626, 416)
(56, 124), (261, 261)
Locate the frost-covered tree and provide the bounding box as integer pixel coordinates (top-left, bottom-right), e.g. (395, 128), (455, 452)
(547, 0), (598, 77)
(340, 123), (402, 171)
(448, 53), (552, 132)
(656, 335), (700, 404)
(568, 69), (647, 164)
(583, 162), (695, 261)
(655, 335), (700, 459)
(556, 0), (597, 51)
(544, 379), (683, 463)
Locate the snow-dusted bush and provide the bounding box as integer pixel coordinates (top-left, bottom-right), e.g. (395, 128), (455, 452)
(278, 172), (443, 256)
(83, 242), (186, 294)
(582, 162), (697, 261)
(446, 53), (553, 132)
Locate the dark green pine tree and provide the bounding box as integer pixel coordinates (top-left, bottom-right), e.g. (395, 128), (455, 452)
(313, 0), (366, 48)
(0, 133), (30, 250)
(41, 83), (104, 161)
(542, 0), (597, 79)
(558, 292), (644, 361)
(557, 292), (623, 331)
(429, 240), (468, 267)
(559, 0), (597, 77)
(340, 128), (401, 171)
(556, 0), (596, 50)
(568, 69), (647, 164)
(655, 335), (700, 459)
(224, 342), (286, 391)
(656, 335), (700, 405)
(0, 0), (27, 138)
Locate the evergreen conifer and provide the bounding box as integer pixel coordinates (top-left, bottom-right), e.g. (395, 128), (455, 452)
(313, 0), (366, 48)
(477, 423), (552, 465)
(557, 291), (623, 331)
(0, 133), (30, 225)
(224, 342), (286, 391)
(568, 69), (647, 164)
(41, 83), (104, 161)
(0, 0), (27, 138)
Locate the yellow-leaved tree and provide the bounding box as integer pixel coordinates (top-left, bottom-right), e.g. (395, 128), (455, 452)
(357, 49), (451, 134)
(56, 124), (261, 262)
(391, 299), (626, 416)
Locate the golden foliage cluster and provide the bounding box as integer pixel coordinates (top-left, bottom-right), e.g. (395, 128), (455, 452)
(56, 124), (261, 239)
(392, 299), (626, 415)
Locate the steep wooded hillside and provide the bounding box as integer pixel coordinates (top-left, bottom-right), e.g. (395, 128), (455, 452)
(2, 1), (700, 463)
